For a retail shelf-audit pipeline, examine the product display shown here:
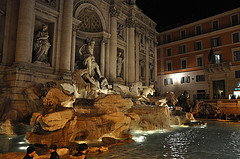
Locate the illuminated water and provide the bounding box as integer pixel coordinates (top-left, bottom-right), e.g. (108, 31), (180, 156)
(88, 120), (240, 159)
(1, 121), (240, 158)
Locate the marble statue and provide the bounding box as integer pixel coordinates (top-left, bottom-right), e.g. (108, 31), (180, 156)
(130, 81), (143, 96)
(33, 24), (51, 63)
(117, 51), (124, 77)
(80, 40), (102, 78)
(72, 40), (109, 99)
(141, 85), (155, 102)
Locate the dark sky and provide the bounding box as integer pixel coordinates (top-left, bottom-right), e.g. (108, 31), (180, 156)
(136, 1), (240, 32)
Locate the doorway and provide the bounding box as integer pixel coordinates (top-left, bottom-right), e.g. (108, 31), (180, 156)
(213, 80), (225, 99)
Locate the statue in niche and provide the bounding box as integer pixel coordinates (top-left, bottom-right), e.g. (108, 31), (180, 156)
(33, 24), (51, 64)
(117, 23), (124, 39)
(117, 51), (124, 77)
(75, 39), (108, 99)
(79, 40), (102, 79)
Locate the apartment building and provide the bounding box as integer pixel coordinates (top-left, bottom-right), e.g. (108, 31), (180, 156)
(157, 8), (240, 100)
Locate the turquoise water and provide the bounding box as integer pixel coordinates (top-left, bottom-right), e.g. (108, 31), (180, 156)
(89, 121), (240, 159)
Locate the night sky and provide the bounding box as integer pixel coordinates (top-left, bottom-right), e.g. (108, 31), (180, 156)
(136, 0), (240, 32)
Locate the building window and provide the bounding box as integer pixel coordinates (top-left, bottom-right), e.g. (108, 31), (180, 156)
(234, 50), (240, 61)
(214, 54), (222, 63)
(166, 48), (172, 56)
(179, 45), (186, 54)
(181, 59), (187, 69)
(167, 62), (172, 71)
(181, 30), (186, 39)
(197, 57), (203, 66)
(212, 20), (219, 31)
(196, 25), (201, 35)
(181, 76), (190, 83)
(167, 34), (171, 42)
(197, 90), (206, 99)
(196, 75), (205, 82)
(232, 14), (239, 26)
(211, 37), (221, 47)
(194, 41), (202, 50)
(164, 78), (173, 85)
(235, 71), (240, 78)
(233, 32), (240, 43)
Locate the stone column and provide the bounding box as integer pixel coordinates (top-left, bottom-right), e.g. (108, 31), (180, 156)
(100, 39), (106, 76)
(127, 17), (136, 84)
(70, 29), (76, 72)
(15, 0), (35, 64)
(145, 37), (149, 86)
(154, 42), (158, 81)
(105, 39), (110, 79)
(59, 0), (73, 73)
(135, 31), (140, 81)
(109, 6), (119, 81)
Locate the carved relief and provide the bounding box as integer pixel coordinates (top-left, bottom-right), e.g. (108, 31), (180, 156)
(126, 17), (135, 28)
(109, 6), (120, 17)
(37, 0), (58, 10)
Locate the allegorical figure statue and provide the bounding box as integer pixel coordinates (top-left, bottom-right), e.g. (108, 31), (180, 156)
(33, 24), (51, 63)
(117, 51), (124, 77)
(82, 40), (102, 78)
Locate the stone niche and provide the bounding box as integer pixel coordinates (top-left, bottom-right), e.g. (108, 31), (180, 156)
(33, 19), (54, 66)
(75, 38), (101, 69)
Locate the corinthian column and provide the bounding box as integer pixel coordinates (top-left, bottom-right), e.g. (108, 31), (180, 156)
(59, 0), (73, 73)
(100, 39), (106, 76)
(109, 6), (119, 81)
(145, 37), (149, 86)
(127, 18), (136, 84)
(15, 0), (35, 63)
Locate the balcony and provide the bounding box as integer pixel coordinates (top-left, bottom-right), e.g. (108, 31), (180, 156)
(204, 61), (232, 73)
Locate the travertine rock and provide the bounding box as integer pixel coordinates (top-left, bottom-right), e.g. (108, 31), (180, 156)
(43, 88), (75, 109)
(101, 112), (131, 138)
(94, 95), (133, 114)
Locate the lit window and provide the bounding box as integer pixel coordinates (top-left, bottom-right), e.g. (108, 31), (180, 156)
(181, 76), (190, 83)
(164, 78), (173, 85)
(214, 54), (222, 63)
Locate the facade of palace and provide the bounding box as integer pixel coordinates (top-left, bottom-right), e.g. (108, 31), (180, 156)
(0, 0), (158, 109)
(157, 8), (240, 101)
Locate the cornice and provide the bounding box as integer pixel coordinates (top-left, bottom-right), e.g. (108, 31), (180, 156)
(158, 24), (240, 48)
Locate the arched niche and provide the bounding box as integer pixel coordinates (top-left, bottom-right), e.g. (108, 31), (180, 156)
(74, 3), (107, 32)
